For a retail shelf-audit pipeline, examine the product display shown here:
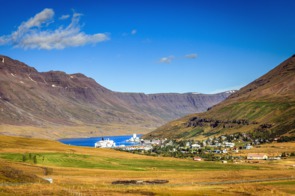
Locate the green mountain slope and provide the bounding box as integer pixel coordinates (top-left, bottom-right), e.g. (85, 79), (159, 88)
(145, 55), (295, 140)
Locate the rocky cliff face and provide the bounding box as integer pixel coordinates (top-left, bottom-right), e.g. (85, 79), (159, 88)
(0, 55), (232, 137)
(116, 92), (231, 121)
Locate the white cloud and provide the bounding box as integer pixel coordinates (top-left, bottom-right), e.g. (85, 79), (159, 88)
(0, 35), (9, 45)
(131, 29), (137, 35)
(159, 56), (174, 64)
(24, 8), (54, 28)
(185, 53), (197, 59)
(59, 14), (70, 20)
(0, 8), (109, 50)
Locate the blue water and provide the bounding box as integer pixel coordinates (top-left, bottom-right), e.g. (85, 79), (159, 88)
(59, 134), (142, 147)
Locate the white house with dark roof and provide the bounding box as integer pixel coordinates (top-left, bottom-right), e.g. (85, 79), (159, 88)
(247, 153), (268, 160)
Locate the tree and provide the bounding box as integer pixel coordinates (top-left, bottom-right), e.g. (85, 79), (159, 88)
(22, 154), (27, 162)
(33, 155), (37, 164)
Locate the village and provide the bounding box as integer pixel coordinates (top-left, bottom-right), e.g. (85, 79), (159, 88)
(113, 132), (294, 163)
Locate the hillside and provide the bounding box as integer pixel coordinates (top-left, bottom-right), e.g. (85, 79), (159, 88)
(0, 55), (231, 139)
(145, 55), (295, 140)
(0, 135), (294, 195)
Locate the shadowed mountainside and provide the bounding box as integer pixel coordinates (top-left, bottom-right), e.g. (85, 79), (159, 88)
(0, 55), (231, 139)
(145, 55), (295, 140)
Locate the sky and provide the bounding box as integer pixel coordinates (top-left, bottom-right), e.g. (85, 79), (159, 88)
(0, 0), (294, 94)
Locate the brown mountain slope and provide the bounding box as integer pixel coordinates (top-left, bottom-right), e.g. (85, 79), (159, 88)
(0, 55), (231, 139)
(145, 55), (295, 140)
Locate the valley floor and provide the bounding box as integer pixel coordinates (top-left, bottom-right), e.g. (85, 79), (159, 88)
(0, 135), (294, 195)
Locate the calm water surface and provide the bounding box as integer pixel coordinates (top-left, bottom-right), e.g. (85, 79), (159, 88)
(59, 134), (142, 147)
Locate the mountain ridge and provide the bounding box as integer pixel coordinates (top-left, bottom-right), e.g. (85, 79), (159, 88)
(0, 55), (232, 139)
(144, 55), (295, 140)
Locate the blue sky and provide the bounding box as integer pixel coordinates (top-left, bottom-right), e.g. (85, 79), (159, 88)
(0, 0), (294, 94)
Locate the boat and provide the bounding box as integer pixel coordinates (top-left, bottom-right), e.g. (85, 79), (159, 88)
(126, 133), (141, 143)
(94, 138), (116, 148)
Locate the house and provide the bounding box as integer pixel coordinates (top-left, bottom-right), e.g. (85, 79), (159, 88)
(233, 149), (239, 153)
(247, 153), (268, 160)
(244, 144), (253, 150)
(224, 142), (235, 148)
(165, 140), (174, 147)
(144, 146), (153, 151)
(193, 157), (202, 161)
(44, 178), (53, 183)
(268, 156), (281, 160)
(143, 139), (162, 145)
(191, 144), (201, 149)
(222, 149), (228, 153)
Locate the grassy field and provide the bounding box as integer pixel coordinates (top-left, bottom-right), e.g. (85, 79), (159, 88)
(0, 135), (295, 195)
(0, 152), (262, 171)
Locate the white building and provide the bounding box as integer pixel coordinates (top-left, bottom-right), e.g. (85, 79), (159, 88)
(191, 144), (201, 149)
(222, 149), (228, 153)
(224, 142), (235, 148)
(247, 153), (268, 160)
(244, 144), (253, 150)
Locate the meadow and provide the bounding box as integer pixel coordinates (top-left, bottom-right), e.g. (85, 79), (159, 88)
(0, 135), (295, 195)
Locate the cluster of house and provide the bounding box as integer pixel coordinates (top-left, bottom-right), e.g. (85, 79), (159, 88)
(95, 132), (284, 163)
(193, 153), (281, 162)
(115, 139), (165, 151)
(199, 135), (253, 148)
(185, 136), (254, 153)
(116, 134), (255, 154)
(116, 145), (153, 151)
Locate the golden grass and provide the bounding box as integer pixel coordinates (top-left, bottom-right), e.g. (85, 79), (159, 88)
(0, 135), (295, 195)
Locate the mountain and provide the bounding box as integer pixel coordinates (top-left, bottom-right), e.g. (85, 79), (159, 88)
(145, 55), (295, 140)
(0, 55), (231, 139)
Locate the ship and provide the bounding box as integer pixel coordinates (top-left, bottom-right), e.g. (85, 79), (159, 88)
(94, 138), (116, 148)
(126, 133), (141, 143)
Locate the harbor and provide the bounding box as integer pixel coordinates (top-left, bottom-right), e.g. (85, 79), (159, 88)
(59, 134), (143, 147)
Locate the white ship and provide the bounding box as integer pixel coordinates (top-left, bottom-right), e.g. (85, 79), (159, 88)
(126, 133), (141, 143)
(94, 138), (116, 148)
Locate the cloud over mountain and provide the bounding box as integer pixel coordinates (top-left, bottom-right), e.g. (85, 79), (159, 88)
(0, 8), (109, 50)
